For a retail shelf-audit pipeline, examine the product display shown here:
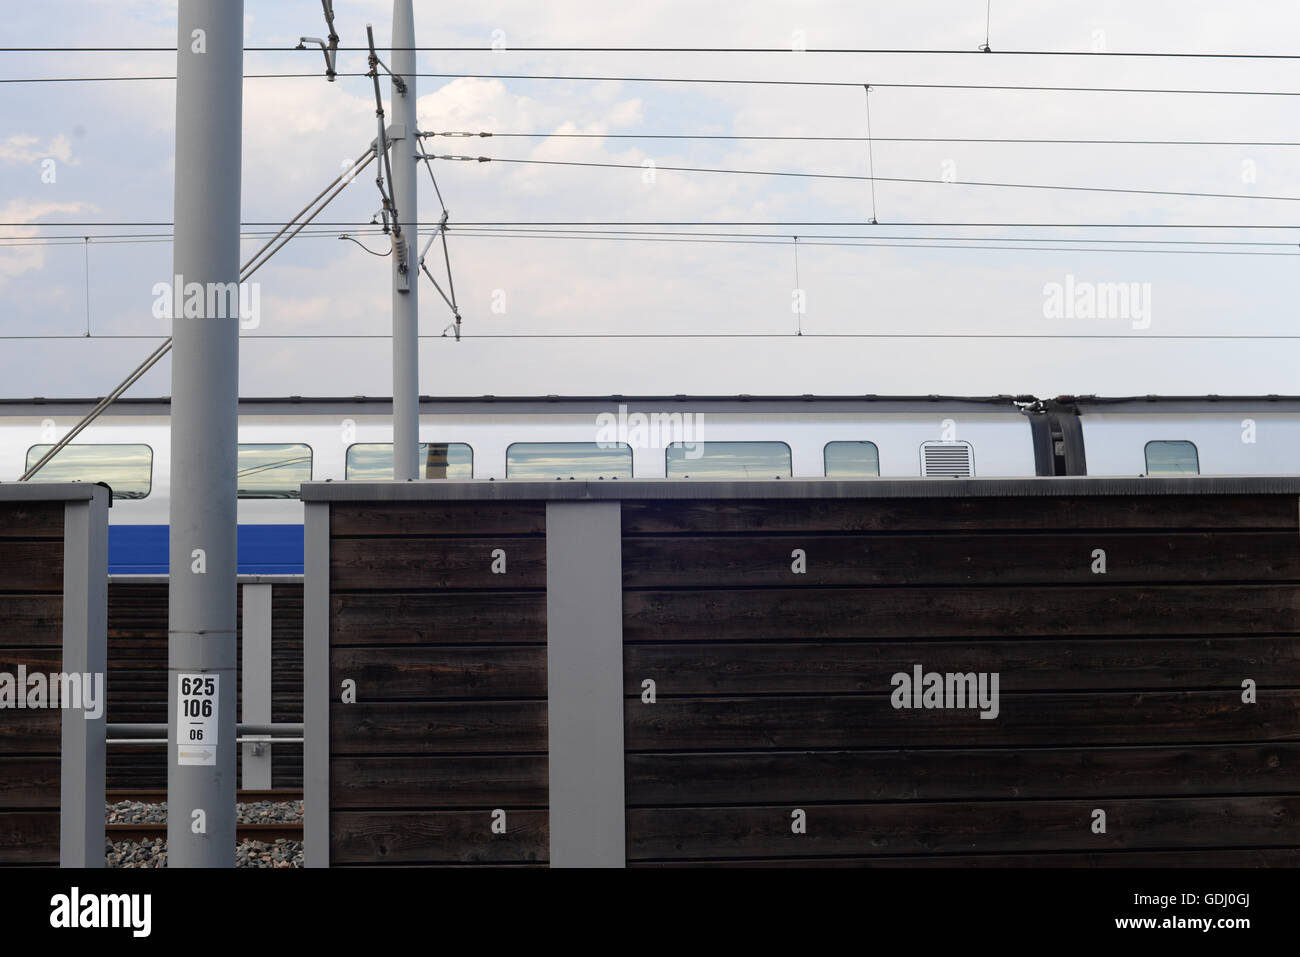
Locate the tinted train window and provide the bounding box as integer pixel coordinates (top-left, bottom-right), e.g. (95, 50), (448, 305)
(666, 441), (792, 478)
(24, 443), (153, 499)
(505, 442), (632, 479)
(824, 441), (880, 477)
(237, 443), (312, 498)
(346, 443), (473, 480)
(1145, 440), (1199, 475)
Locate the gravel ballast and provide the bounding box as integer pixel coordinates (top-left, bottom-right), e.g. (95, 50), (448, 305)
(106, 838), (303, 868)
(105, 800), (303, 868)
(107, 799), (303, 824)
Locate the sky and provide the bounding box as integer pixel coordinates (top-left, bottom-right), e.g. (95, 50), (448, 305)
(2, 0), (1299, 400)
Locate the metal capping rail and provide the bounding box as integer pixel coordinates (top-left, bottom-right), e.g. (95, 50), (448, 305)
(301, 474), (1300, 502)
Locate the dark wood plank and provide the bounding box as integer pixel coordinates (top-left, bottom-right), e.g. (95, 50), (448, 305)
(623, 585), (1300, 640)
(623, 637), (1300, 693)
(624, 691), (1300, 750)
(623, 532), (1300, 588)
(0, 540), (63, 592)
(331, 503), (546, 537)
(0, 651), (64, 675)
(330, 701), (547, 753)
(106, 580), (174, 787)
(331, 592), (546, 645)
(0, 502), (64, 539)
(625, 744), (1300, 805)
(330, 862), (548, 868)
(331, 647), (546, 700)
(0, 652), (89, 752)
(0, 595), (63, 646)
(0, 757), (59, 807)
(635, 848), (1300, 867)
(330, 755), (548, 808)
(271, 583), (306, 730)
(107, 748), (166, 791)
(331, 537), (546, 590)
(625, 796), (1300, 859)
(621, 495), (1300, 534)
(331, 810), (548, 864)
(0, 705), (61, 749)
(0, 811), (59, 864)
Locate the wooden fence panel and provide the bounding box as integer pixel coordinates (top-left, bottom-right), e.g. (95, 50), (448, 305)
(0, 501), (64, 866)
(622, 493), (1300, 865)
(327, 503), (548, 865)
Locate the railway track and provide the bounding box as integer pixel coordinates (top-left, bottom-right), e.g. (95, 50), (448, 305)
(107, 789), (303, 805)
(106, 790), (304, 842)
(106, 822), (303, 842)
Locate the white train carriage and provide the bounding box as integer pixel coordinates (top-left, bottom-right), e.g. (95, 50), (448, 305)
(3, 393), (1292, 573)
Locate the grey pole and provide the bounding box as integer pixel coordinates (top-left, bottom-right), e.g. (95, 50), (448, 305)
(390, 0), (420, 480)
(167, 0), (243, 867)
(240, 584), (274, 790)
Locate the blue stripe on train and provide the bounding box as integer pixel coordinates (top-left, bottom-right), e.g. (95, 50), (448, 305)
(109, 524), (304, 575)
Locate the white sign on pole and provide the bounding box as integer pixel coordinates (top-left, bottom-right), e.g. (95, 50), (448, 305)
(177, 673), (219, 766)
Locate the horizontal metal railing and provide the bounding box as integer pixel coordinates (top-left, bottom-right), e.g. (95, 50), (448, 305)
(106, 723), (304, 746)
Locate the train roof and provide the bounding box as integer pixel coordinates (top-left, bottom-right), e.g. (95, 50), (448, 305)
(3, 394), (1300, 415)
(1055, 395), (1300, 413)
(0, 394), (1033, 415)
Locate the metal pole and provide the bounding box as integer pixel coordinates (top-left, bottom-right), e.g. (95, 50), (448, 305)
(391, 0), (420, 480)
(60, 492), (108, 867)
(168, 0), (243, 867)
(240, 583), (274, 789)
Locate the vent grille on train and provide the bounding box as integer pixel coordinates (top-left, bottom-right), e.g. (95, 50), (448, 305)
(920, 441), (975, 477)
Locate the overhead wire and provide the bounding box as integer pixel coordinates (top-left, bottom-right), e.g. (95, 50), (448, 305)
(413, 137), (463, 336)
(17, 147), (376, 480)
(7, 332), (1300, 341)
(423, 132), (1300, 147)
(6, 227), (1300, 249)
(426, 152), (1300, 204)
(9, 72), (1300, 99)
(862, 86), (878, 223)
(5, 45), (1300, 59)
(7, 220), (1300, 228)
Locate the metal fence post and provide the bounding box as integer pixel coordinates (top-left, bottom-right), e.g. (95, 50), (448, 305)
(60, 489), (108, 867)
(545, 500), (626, 867)
(303, 502), (331, 867)
(241, 583), (274, 789)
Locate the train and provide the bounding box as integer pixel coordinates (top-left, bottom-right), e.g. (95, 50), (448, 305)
(2, 393), (1295, 574)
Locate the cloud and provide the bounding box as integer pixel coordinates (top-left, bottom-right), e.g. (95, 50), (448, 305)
(5, 0), (1300, 399)
(0, 134), (79, 166)
(0, 199), (96, 289)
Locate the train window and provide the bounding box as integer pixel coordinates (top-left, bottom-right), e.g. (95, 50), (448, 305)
(824, 441), (880, 477)
(237, 443), (312, 498)
(24, 443), (152, 499)
(1145, 440), (1199, 476)
(345, 443), (473, 480)
(505, 442), (632, 479)
(666, 441), (793, 478)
